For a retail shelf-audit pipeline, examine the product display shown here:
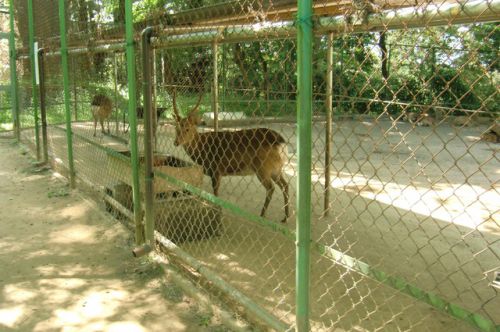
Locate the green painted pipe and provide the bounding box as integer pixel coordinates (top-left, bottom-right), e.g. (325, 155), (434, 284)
(27, 0), (40, 160)
(323, 33), (333, 217)
(296, 0), (313, 330)
(212, 41), (219, 131)
(37, 49), (49, 163)
(8, 0), (19, 141)
(125, 0), (144, 245)
(141, 26), (155, 246)
(45, 42), (127, 57)
(58, 0), (75, 188)
(156, 231), (290, 331)
(151, 0), (499, 49)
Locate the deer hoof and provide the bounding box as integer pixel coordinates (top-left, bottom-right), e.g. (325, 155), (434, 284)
(280, 218), (287, 224)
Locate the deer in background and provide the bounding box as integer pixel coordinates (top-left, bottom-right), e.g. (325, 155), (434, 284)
(171, 89), (290, 223)
(91, 94), (113, 136)
(404, 111), (435, 127)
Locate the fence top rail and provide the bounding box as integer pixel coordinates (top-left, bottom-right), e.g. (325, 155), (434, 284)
(13, 0), (485, 54)
(151, 0), (499, 48)
(15, 0), (498, 58)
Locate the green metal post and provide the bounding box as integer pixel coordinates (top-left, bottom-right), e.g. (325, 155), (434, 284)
(28, 0), (41, 160)
(125, 0), (145, 245)
(296, 0), (313, 330)
(221, 44), (226, 113)
(212, 41), (219, 131)
(8, 0), (20, 141)
(38, 49), (49, 163)
(324, 33), (333, 217)
(113, 53), (119, 133)
(141, 27), (155, 246)
(58, 0), (76, 188)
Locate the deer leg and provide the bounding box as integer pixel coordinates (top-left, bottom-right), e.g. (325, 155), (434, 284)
(100, 118), (105, 134)
(257, 175), (275, 218)
(211, 174), (221, 196)
(272, 173), (289, 223)
(93, 117), (97, 137)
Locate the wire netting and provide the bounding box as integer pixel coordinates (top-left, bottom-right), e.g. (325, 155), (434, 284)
(5, 0), (499, 330)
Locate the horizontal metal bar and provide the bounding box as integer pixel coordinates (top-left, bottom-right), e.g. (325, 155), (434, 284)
(15, 42), (127, 59)
(104, 194), (135, 221)
(152, 0), (500, 48)
(160, 0), (296, 26)
(52, 125), (130, 163)
(45, 42), (127, 57)
(154, 167), (498, 331)
(155, 231), (290, 331)
(317, 0), (500, 33)
(154, 170), (294, 238)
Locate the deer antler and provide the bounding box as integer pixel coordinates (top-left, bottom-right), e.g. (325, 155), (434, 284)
(171, 88), (181, 122)
(188, 86), (204, 117)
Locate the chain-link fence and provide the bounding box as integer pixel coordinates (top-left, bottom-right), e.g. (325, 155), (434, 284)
(4, 0), (499, 331)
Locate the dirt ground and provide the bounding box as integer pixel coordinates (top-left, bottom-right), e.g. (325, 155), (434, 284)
(0, 140), (231, 332)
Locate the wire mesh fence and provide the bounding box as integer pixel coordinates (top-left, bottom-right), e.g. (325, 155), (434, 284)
(3, 0), (499, 331)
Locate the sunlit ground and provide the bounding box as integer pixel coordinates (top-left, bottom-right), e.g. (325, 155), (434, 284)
(0, 141), (219, 331)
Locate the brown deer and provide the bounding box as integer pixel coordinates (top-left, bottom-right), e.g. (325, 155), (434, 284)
(171, 90), (290, 223)
(91, 94), (113, 136)
(404, 111), (435, 127)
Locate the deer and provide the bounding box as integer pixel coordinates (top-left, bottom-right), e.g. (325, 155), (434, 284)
(91, 94), (113, 136)
(404, 111), (435, 127)
(171, 89), (290, 223)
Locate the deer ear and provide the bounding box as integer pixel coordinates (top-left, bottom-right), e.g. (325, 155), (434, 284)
(188, 113), (201, 125)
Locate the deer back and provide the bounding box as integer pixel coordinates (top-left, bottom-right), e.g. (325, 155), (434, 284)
(184, 128), (287, 176)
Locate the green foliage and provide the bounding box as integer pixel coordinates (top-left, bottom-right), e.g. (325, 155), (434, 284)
(3, 2), (498, 132)
(47, 185), (70, 198)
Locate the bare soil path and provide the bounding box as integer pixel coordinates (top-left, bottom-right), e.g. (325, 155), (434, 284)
(0, 140), (228, 332)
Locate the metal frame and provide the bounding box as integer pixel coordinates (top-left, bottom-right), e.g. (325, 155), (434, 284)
(27, 0), (40, 159)
(57, 0), (75, 188)
(37, 48), (48, 163)
(141, 26), (155, 247)
(125, 0), (144, 245)
(296, 1), (313, 330)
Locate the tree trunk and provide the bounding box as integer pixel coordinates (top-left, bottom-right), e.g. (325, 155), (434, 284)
(233, 43), (251, 89)
(379, 31), (389, 80)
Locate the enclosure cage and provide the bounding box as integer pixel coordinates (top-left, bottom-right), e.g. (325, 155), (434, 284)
(3, 0), (499, 331)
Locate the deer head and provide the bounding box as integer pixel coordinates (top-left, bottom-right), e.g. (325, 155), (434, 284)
(171, 88), (204, 147)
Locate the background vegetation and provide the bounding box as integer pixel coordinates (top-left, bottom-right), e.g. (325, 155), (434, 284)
(4, 0), (498, 131)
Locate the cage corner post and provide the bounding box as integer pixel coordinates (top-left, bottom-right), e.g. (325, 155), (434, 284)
(27, 0), (41, 160)
(8, 0), (20, 141)
(57, 0), (76, 188)
(125, 0), (145, 245)
(296, 0), (313, 330)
